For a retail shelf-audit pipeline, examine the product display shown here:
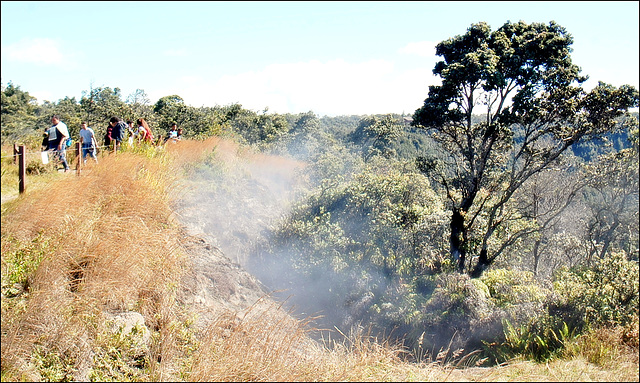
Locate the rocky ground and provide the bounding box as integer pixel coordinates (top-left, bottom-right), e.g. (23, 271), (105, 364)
(176, 232), (275, 330)
(171, 146), (307, 328)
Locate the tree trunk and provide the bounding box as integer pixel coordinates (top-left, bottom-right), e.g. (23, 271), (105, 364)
(470, 248), (490, 278)
(598, 219), (620, 260)
(450, 209), (466, 273)
(532, 239), (541, 277)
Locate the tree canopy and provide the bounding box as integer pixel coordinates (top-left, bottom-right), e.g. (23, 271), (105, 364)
(412, 21), (639, 277)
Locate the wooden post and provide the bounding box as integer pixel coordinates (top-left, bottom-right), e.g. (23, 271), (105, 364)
(75, 142), (82, 175)
(18, 145), (26, 194)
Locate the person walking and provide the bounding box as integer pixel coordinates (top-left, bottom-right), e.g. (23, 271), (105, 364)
(47, 114), (70, 172)
(104, 123), (113, 148)
(79, 121), (98, 164)
(109, 117), (128, 151)
(127, 120), (136, 145)
(136, 118), (154, 143)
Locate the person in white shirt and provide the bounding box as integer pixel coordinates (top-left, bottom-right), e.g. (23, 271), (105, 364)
(47, 115), (70, 172)
(79, 121), (98, 164)
(165, 122), (179, 143)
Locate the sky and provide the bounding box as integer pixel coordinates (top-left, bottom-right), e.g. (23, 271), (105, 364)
(1, 1), (638, 117)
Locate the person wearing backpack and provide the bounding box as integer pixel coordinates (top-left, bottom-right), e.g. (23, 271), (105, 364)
(47, 114), (70, 172)
(109, 116), (128, 151)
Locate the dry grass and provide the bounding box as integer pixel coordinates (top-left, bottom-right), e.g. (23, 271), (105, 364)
(561, 321), (639, 378)
(188, 301), (412, 382)
(2, 139), (638, 382)
(1, 147), (189, 380)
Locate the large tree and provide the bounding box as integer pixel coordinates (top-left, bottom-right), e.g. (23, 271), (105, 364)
(153, 95), (188, 132)
(349, 114), (403, 160)
(412, 21), (639, 277)
(582, 126), (639, 263)
(80, 86), (128, 135)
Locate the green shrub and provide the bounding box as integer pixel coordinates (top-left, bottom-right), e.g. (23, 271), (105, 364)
(32, 344), (77, 382)
(562, 321), (639, 367)
(1, 231), (52, 294)
(552, 251), (639, 329)
(481, 268), (549, 308)
(411, 273), (497, 354)
(482, 318), (577, 363)
(90, 323), (151, 382)
(250, 162), (451, 345)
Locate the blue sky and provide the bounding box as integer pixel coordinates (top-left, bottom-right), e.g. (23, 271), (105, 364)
(1, 1), (638, 116)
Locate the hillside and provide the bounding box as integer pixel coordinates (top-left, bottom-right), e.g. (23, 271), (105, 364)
(172, 138), (308, 328)
(1, 138), (638, 381)
(0, 139), (308, 381)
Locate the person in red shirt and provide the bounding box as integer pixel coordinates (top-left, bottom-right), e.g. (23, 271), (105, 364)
(136, 118), (154, 143)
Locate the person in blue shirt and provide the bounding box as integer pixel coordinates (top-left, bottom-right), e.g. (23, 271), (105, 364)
(79, 121), (98, 164)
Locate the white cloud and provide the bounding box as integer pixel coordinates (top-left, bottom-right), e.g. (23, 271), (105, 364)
(175, 59), (439, 116)
(2, 38), (75, 68)
(398, 41), (438, 58)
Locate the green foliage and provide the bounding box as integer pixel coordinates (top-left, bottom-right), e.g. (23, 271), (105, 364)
(348, 114), (434, 162)
(476, 256), (638, 364)
(1, 82), (38, 144)
(580, 124), (639, 261)
(1, 231), (51, 294)
(251, 161), (450, 339)
(274, 163), (447, 278)
(276, 111), (326, 160)
(54, 96), (83, 138)
(228, 107), (290, 146)
(483, 318), (577, 363)
(90, 323), (151, 381)
(480, 269), (548, 308)
(79, 86), (129, 137)
(315, 114), (362, 142)
(552, 251), (639, 328)
(412, 20), (639, 277)
(301, 143), (364, 186)
(125, 89), (154, 122)
(349, 114), (403, 159)
(31, 344), (78, 382)
(570, 114), (636, 161)
(153, 94), (187, 129)
(415, 273), (496, 349)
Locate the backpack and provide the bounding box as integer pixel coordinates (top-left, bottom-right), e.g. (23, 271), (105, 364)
(65, 137), (73, 148)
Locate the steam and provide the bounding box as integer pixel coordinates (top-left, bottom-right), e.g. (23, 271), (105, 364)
(174, 139), (383, 335)
(175, 142), (304, 266)
(173, 138), (518, 352)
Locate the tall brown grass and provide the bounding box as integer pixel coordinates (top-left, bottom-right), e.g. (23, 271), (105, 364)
(2, 139), (638, 382)
(1, 145), (192, 380)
